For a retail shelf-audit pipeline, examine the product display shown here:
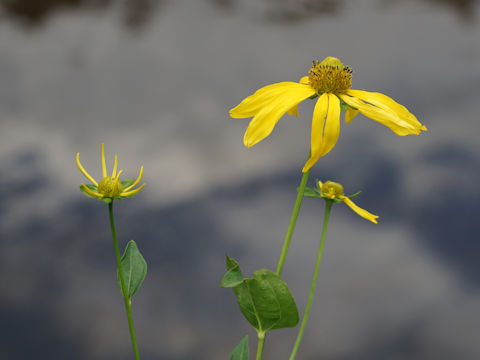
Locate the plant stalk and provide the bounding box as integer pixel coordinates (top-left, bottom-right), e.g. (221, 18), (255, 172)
(289, 200), (333, 360)
(256, 331), (266, 360)
(108, 202), (141, 360)
(276, 170), (310, 276)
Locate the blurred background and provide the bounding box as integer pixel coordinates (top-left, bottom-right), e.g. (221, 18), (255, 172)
(1, 0), (480, 359)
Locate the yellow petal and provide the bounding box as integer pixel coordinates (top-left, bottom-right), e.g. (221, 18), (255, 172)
(76, 153), (98, 186)
(123, 166), (144, 192)
(342, 196), (379, 224)
(113, 170), (122, 193)
(230, 82), (313, 119)
(345, 108), (359, 124)
(299, 76), (309, 85)
(302, 93), (329, 172)
(81, 184), (103, 198)
(287, 75), (313, 116)
(101, 144), (107, 178)
(115, 169), (123, 181)
(111, 155), (118, 177)
(319, 93), (341, 156)
(339, 94), (418, 136)
(243, 85), (316, 147)
(347, 90), (425, 131)
(303, 93), (341, 172)
(286, 105), (298, 117)
(121, 183), (145, 197)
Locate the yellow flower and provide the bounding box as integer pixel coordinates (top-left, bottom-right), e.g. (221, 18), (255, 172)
(318, 180), (379, 224)
(76, 144), (145, 202)
(230, 56), (427, 172)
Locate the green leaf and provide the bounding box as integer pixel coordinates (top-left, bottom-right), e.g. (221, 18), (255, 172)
(229, 335), (249, 360)
(100, 198), (112, 204)
(79, 184), (98, 199)
(302, 187), (320, 198)
(121, 192), (140, 199)
(248, 269), (299, 330)
(117, 240), (147, 299)
(120, 179), (135, 188)
(229, 264), (299, 331)
(347, 191), (362, 199)
(221, 256), (244, 288)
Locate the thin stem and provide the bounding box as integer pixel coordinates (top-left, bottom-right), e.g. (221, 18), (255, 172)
(256, 331), (266, 360)
(276, 170), (310, 276)
(108, 202), (141, 360)
(289, 200), (333, 360)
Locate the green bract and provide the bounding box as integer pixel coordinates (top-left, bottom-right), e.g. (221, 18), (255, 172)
(301, 180), (361, 203)
(79, 179), (141, 203)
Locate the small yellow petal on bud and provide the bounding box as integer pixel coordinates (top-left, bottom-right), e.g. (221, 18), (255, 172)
(319, 56), (344, 68)
(320, 181), (344, 199)
(98, 176), (124, 198)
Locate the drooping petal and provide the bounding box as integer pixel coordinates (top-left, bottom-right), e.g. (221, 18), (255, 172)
(303, 93), (341, 172)
(230, 82), (313, 118)
(319, 94), (341, 156)
(286, 105), (298, 117)
(243, 85), (316, 147)
(81, 184), (103, 198)
(76, 153), (98, 186)
(339, 94), (419, 136)
(111, 155), (118, 177)
(123, 166), (144, 192)
(287, 74), (313, 117)
(121, 184), (145, 197)
(345, 108), (359, 124)
(302, 93), (328, 172)
(101, 144), (107, 178)
(342, 196), (379, 224)
(347, 90), (426, 131)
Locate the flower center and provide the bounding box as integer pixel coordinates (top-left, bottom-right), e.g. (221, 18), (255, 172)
(308, 57), (352, 94)
(98, 176), (123, 198)
(320, 181), (344, 199)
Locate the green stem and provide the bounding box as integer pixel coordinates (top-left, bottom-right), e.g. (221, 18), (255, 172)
(289, 200), (333, 360)
(256, 331), (266, 360)
(108, 202), (141, 360)
(276, 170), (310, 276)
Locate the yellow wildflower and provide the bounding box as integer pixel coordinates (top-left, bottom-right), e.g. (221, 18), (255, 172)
(76, 144), (145, 202)
(318, 180), (378, 224)
(230, 56), (427, 172)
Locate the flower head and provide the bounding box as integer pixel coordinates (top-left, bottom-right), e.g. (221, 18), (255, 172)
(306, 180), (379, 224)
(76, 144), (145, 203)
(230, 56), (427, 172)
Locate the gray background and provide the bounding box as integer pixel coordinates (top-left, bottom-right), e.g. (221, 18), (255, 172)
(1, 0), (479, 359)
